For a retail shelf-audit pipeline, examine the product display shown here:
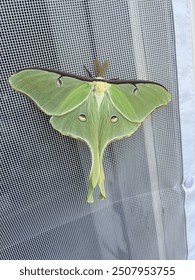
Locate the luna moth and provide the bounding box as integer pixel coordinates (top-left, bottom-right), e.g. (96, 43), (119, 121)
(9, 60), (171, 203)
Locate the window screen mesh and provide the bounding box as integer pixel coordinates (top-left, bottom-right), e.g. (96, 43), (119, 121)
(1, 0), (186, 259)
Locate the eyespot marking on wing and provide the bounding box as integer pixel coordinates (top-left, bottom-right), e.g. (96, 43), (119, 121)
(111, 116), (118, 123)
(56, 77), (63, 86)
(79, 114), (87, 122)
(132, 85), (138, 94)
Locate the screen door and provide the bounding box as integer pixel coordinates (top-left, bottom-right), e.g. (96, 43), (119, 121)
(1, 0), (186, 259)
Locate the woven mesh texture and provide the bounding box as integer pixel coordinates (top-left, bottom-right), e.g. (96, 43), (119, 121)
(1, 0), (186, 259)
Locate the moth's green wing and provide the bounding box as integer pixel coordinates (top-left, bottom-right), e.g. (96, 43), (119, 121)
(50, 94), (100, 203)
(51, 92), (141, 202)
(9, 69), (91, 116)
(9, 69), (98, 202)
(109, 83), (171, 122)
(9, 69), (171, 203)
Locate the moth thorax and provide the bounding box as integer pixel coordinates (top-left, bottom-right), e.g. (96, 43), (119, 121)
(92, 80), (110, 95)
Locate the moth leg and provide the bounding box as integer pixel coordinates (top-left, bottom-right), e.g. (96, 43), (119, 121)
(83, 65), (93, 78)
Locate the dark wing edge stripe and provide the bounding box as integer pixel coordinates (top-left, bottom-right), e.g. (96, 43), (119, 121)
(13, 67), (167, 90)
(14, 67), (94, 82)
(108, 79), (168, 90)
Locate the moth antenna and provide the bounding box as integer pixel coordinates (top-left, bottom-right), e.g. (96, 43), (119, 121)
(94, 59), (109, 77)
(94, 59), (101, 77)
(100, 61), (109, 77)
